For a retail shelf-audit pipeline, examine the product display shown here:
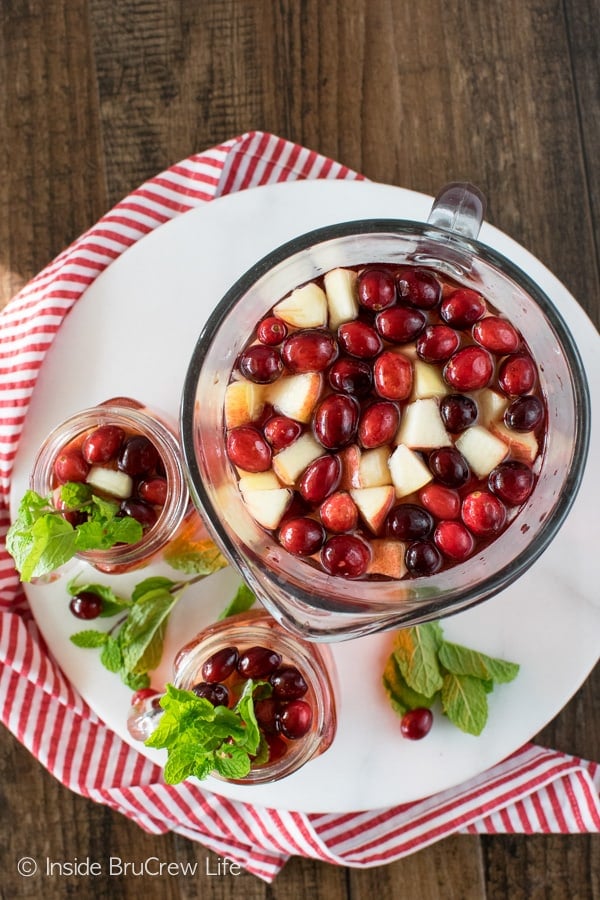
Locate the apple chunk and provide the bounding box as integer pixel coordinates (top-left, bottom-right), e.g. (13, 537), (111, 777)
(476, 388), (508, 426)
(359, 446), (392, 487)
(241, 487), (292, 529)
(237, 470), (281, 492)
(367, 539), (407, 579)
(395, 398), (451, 449)
(488, 421), (539, 463)
(411, 359), (448, 399)
(388, 444), (433, 497)
(273, 282), (328, 327)
(324, 267), (359, 330)
(455, 424), (509, 477)
(272, 432), (325, 484)
(350, 485), (395, 534)
(266, 372), (322, 423)
(224, 379), (265, 427)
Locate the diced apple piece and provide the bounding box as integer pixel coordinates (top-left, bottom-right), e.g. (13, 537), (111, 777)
(266, 372), (322, 423)
(241, 487), (292, 529)
(272, 432), (325, 484)
(350, 485), (395, 534)
(273, 282), (328, 327)
(324, 267), (359, 330)
(237, 470), (281, 492)
(477, 388), (508, 426)
(338, 444), (362, 490)
(411, 359), (448, 399)
(86, 466), (133, 499)
(359, 446), (392, 487)
(224, 379), (265, 427)
(388, 444), (433, 498)
(488, 421), (539, 464)
(367, 538), (407, 579)
(455, 424), (509, 477)
(395, 398), (452, 449)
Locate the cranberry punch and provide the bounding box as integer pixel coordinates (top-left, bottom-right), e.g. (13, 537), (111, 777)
(181, 184), (590, 641)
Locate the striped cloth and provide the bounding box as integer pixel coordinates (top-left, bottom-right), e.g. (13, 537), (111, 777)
(0, 131), (598, 882)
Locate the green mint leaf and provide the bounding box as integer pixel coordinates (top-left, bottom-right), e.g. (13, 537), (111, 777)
(218, 582), (257, 620)
(21, 514), (78, 581)
(441, 672), (489, 736)
(119, 589), (179, 674)
(232, 679), (261, 754)
(162, 744), (208, 784)
(69, 630), (108, 649)
(213, 743), (252, 780)
(382, 655), (434, 717)
(131, 576), (177, 603)
(251, 733), (270, 768)
(438, 640), (520, 684)
(100, 635), (124, 673)
(393, 623), (444, 698)
(59, 482), (92, 508)
(163, 524), (228, 575)
(123, 671), (150, 691)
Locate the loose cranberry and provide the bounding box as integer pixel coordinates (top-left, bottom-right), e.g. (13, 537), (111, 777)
(257, 316), (288, 345)
(439, 394), (478, 432)
(419, 484), (461, 519)
(504, 395), (544, 431)
(488, 461), (535, 505)
(201, 646), (239, 682)
(119, 499), (157, 529)
(54, 451), (89, 484)
(498, 353), (537, 395)
(254, 698), (280, 733)
(313, 393), (360, 449)
(328, 357), (373, 397)
(319, 491), (359, 533)
(461, 491), (507, 535)
(397, 268), (442, 309)
(82, 425), (125, 464)
(270, 666), (309, 699)
(138, 476), (168, 506)
(428, 447), (470, 487)
(444, 346), (494, 391)
(118, 436), (160, 476)
(237, 646), (282, 678)
(279, 517), (326, 556)
(386, 503), (434, 540)
(320, 534), (371, 578)
(405, 541), (442, 576)
(358, 268), (397, 310)
(298, 454), (342, 504)
(226, 425), (272, 472)
(472, 315), (520, 353)
(338, 321), (383, 358)
(281, 329), (338, 373)
(434, 520), (475, 560)
(69, 591), (103, 619)
(191, 682), (230, 707)
(238, 344), (283, 384)
(264, 415), (302, 451)
(278, 699), (313, 739)
(440, 288), (486, 328)
(416, 325), (460, 362)
(375, 306), (427, 343)
(358, 401), (400, 449)
(400, 707), (433, 740)
(131, 687), (159, 706)
(373, 351), (413, 401)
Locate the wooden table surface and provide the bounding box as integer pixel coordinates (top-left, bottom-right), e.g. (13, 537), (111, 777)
(1, 2), (598, 897)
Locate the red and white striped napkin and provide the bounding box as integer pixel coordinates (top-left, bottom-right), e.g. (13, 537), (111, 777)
(1, 132), (598, 882)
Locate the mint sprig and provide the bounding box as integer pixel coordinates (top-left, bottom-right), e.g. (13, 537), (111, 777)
(383, 623), (520, 736)
(7, 486), (143, 581)
(145, 680), (263, 783)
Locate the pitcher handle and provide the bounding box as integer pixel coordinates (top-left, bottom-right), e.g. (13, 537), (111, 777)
(427, 182), (486, 241)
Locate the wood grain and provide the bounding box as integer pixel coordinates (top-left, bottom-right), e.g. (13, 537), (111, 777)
(0, 0), (598, 897)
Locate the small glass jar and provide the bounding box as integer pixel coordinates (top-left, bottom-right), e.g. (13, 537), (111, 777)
(128, 609), (338, 784)
(30, 397), (189, 574)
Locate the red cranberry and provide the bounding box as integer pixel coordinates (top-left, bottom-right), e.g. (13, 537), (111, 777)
(358, 268), (397, 310)
(54, 451), (89, 484)
(428, 447), (470, 487)
(328, 357), (373, 397)
(313, 393), (360, 449)
(265, 733), (288, 763)
(118, 436), (160, 476)
(257, 316), (288, 345)
(238, 344), (283, 384)
(319, 491), (359, 533)
(434, 520), (475, 560)
(264, 415), (302, 451)
(138, 476), (168, 506)
(419, 484), (461, 519)
(237, 646), (282, 678)
(131, 687), (159, 706)
(375, 306), (427, 343)
(298, 455), (342, 504)
(281, 329), (338, 373)
(278, 699), (313, 739)
(191, 682), (230, 707)
(338, 321), (383, 358)
(269, 666), (309, 699)
(416, 325), (460, 362)
(444, 346), (494, 391)
(320, 534), (371, 578)
(461, 491), (507, 535)
(488, 461), (535, 505)
(440, 288), (486, 328)
(472, 316), (520, 353)
(119, 499), (157, 529)
(504, 395), (544, 431)
(69, 591), (103, 619)
(82, 425), (125, 464)
(405, 541), (442, 576)
(385, 503), (434, 540)
(439, 394), (478, 432)
(226, 426), (272, 472)
(279, 517), (326, 556)
(400, 707), (433, 740)
(201, 646), (239, 682)
(358, 401), (400, 449)
(397, 268), (442, 309)
(254, 698), (280, 733)
(373, 351), (413, 400)
(498, 353), (537, 395)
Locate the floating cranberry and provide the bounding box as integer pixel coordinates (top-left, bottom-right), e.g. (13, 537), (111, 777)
(264, 415), (302, 451)
(321, 534), (371, 578)
(69, 591), (103, 619)
(328, 357), (373, 397)
(416, 324), (460, 362)
(191, 682), (230, 707)
(278, 699), (313, 739)
(131, 687), (159, 706)
(54, 451), (89, 484)
(488, 461), (535, 505)
(386, 503), (434, 540)
(461, 491), (507, 535)
(428, 447), (470, 487)
(440, 288), (486, 328)
(298, 455), (341, 504)
(397, 268), (442, 309)
(279, 517), (326, 556)
(238, 344), (283, 384)
(319, 491), (359, 533)
(257, 316), (288, 345)
(444, 346), (494, 391)
(270, 665), (309, 700)
(313, 393), (360, 449)
(358, 268), (397, 310)
(439, 394), (478, 432)
(119, 499), (157, 529)
(434, 520), (475, 560)
(498, 353), (537, 395)
(472, 315), (520, 353)
(254, 698), (280, 733)
(373, 351), (413, 400)
(405, 541), (442, 576)
(82, 425), (125, 464)
(264, 732), (288, 763)
(201, 646), (239, 682)
(338, 321), (383, 358)
(358, 401), (400, 449)
(226, 425), (272, 472)
(419, 484), (461, 520)
(237, 646), (282, 678)
(504, 395), (544, 431)
(118, 436), (160, 476)
(281, 329), (338, 373)
(375, 305), (427, 343)
(400, 707), (433, 740)
(138, 476), (168, 506)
